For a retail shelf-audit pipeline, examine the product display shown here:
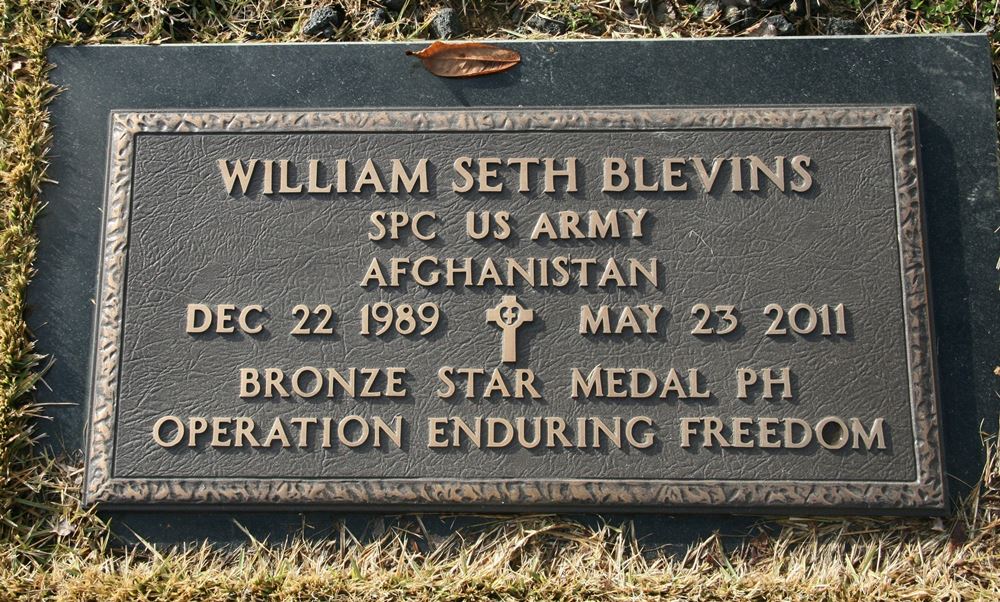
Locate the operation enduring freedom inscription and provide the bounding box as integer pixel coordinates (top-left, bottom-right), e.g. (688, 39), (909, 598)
(83, 107), (945, 511)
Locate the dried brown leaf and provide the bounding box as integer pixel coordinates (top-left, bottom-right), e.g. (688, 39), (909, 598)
(406, 41), (520, 78)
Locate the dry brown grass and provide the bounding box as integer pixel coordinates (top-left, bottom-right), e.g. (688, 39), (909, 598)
(1, 1), (998, 599)
(0, 432), (997, 600)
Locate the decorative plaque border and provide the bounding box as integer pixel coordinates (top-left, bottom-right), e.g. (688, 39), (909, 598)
(83, 107), (945, 511)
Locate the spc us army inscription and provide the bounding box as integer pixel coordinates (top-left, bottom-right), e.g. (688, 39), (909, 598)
(83, 107), (945, 511)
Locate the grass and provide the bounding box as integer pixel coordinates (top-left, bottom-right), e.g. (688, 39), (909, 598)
(1, 442), (997, 599)
(1, 0), (998, 599)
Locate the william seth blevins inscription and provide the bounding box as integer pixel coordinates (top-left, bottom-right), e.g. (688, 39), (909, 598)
(83, 108), (944, 511)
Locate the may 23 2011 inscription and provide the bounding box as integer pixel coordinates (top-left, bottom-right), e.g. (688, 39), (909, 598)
(82, 106), (944, 512)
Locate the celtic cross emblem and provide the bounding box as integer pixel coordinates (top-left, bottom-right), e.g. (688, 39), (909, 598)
(486, 295), (534, 364)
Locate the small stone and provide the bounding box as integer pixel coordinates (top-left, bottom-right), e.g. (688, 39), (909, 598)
(699, 0), (722, 20)
(368, 7), (391, 27)
(723, 5), (760, 30)
(382, 0), (406, 12)
(746, 13), (796, 36)
(756, 0), (790, 9)
(773, 14), (796, 34)
(635, 0), (655, 13)
(430, 8), (464, 39)
(653, 0), (674, 22)
(303, 5), (345, 38)
(620, 0), (639, 19)
(525, 13), (568, 35)
(826, 17), (864, 35)
(722, 0), (753, 7)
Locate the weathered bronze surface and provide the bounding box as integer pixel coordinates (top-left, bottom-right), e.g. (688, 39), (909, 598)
(83, 107), (944, 511)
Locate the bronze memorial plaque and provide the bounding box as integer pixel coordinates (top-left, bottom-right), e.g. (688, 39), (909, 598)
(82, 107), (944, 512)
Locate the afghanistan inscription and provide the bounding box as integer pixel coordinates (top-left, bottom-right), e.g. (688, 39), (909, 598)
(83, 107), (945, 511)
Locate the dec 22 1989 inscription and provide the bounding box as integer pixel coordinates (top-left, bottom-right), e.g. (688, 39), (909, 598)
(83, 106), (945, 512)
